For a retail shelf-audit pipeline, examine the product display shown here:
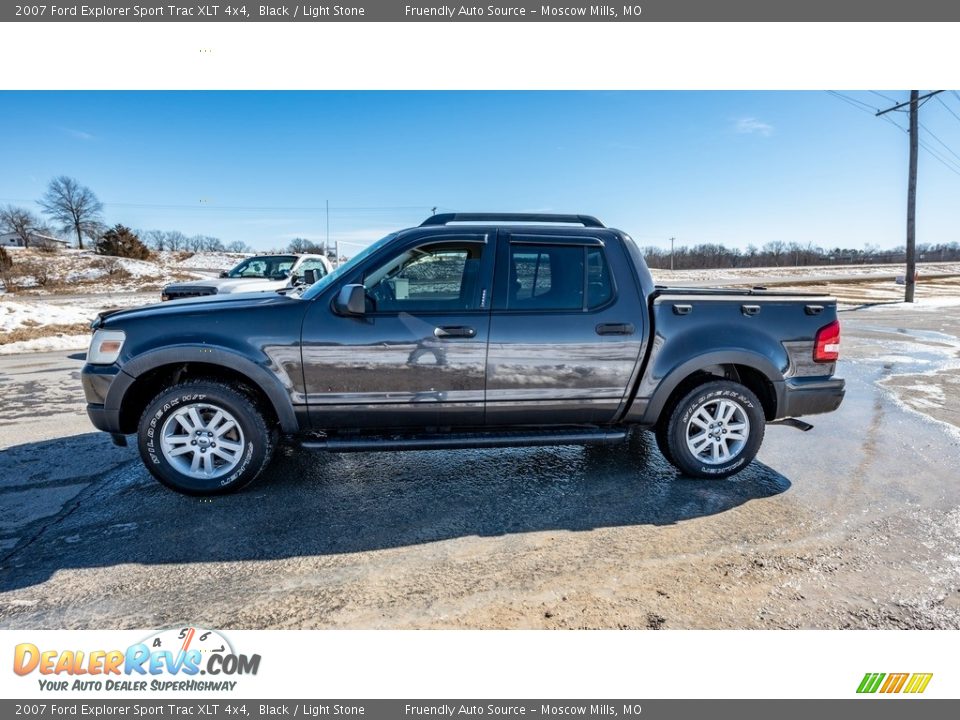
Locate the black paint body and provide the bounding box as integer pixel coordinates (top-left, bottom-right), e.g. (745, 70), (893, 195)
(82, 221), (845, 442)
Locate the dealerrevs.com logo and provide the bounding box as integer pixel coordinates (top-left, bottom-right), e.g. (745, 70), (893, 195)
(13, 627), (261, 692)
(857, 673), (933, 694)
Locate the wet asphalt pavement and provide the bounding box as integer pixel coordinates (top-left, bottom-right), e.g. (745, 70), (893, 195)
(1, 306), (959, 629)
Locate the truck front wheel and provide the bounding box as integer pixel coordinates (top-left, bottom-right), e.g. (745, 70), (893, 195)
(660, 380), (765, 479)
(137, 380), (277, 495)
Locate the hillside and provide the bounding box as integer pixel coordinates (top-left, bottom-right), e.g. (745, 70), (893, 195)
(0, 247), (249, 295)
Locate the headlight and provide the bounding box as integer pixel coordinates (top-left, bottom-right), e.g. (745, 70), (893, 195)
(86, 329), (126, 365)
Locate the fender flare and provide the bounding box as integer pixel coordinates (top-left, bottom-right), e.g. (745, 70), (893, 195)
(639, 349), (784, 425)
(112, 345), (299, 433)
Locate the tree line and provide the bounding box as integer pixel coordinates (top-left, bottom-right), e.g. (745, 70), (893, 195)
(642, 240), (960, 270)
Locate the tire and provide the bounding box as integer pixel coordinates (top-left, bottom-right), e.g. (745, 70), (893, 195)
(137, 380), (277, 495)
(660, 380), (765, 479)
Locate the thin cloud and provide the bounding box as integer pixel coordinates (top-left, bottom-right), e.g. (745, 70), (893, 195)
(734, 117), (774, 137)
(60, 126), (95, 141)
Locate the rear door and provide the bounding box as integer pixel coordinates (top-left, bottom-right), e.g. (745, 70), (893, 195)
(484, 231), (645, 426)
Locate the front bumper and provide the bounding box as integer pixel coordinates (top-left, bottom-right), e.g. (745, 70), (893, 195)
(82, 362), (134, 435)
(777, 377), (845, 419)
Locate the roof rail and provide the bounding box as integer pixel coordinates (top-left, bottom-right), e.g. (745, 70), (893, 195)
(420, 213), (605, 228)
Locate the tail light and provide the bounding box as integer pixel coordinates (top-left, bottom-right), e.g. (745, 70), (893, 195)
(813, 320), (841, 362)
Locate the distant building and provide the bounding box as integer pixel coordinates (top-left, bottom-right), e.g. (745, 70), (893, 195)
(0, 231), (70, 248)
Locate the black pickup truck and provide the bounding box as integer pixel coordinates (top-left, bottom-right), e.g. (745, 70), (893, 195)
(82, 213), (844, 495)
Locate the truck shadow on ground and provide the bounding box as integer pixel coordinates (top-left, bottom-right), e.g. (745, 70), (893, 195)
(0, 430), (790, 592)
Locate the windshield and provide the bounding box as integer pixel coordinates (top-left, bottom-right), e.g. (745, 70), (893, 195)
(301, 233), (399, 300)
(226, 255), (298, 279)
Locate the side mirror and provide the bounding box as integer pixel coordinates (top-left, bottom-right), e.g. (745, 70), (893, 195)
(219, 271), (229, 278)
(303, 269), (317, 285)
(334, 284), (366, 316)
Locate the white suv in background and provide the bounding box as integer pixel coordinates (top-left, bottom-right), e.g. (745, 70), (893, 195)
(162, 253), (333, 301)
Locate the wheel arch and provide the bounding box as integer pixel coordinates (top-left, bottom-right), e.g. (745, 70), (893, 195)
(641, 351), (783, 426)
(112, 346), (299, 434)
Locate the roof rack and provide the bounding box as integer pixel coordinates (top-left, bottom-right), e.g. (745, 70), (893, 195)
(420, 213), (605, 228)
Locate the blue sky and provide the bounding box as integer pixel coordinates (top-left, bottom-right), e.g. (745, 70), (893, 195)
(1, 91), (958, 253)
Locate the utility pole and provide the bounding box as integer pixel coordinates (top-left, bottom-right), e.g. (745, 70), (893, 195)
(876, 90), (942, 302)
(905, 91), (919, 303)
(325, 199), (330, 251)
(670, 237), (675, 271)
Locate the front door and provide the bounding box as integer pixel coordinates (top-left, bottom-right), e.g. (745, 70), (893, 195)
(301, 233), (494, 429)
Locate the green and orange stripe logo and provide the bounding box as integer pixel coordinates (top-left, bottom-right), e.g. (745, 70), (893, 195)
(857, 672), (933, 694)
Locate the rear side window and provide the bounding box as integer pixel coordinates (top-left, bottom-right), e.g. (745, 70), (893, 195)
(505, 243), (613, 311)
(587, 247), (613, 307)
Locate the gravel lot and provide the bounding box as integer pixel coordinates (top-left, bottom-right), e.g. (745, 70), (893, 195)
(1, 295), (960, 629)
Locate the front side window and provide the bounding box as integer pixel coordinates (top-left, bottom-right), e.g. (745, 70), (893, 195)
(298, 258), (329, 277)
(505, 243), (613, 311)
(227, 255), (297, 279)
(364, 241), (486, 312)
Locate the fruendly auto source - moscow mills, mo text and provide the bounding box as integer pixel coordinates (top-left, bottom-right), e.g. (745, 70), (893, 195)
(403, 5), (631, 17)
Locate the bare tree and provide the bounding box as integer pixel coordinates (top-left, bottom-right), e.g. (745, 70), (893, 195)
(204, 236), (225, 252)
(0, 205), (40, 248)
(226, 240), (249, 253)
(165, 231), (187, 252)
(762, 240), (786, 267)
(38, 176), (104, 250)
(142, 229), (166, 251)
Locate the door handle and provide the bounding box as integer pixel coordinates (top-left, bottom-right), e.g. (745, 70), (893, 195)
(741, 304), (761, 316)
(434, 325), (476, 338)
(673, 304), (692, 315)
(595, 322), (635, 336)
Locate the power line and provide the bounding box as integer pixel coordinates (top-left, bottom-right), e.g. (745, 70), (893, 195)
(934, 94), (960, 125)
(825, 90), (880, 114)
(869, 90), (899, 104)
(882, 114), (960, 177)
(919, 121), (960, 165)
(828, 91), (960, 178)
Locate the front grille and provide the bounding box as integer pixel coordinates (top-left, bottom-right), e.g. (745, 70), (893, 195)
(163, 286), (217, 301)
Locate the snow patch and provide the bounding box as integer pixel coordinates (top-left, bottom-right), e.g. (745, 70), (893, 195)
(0, 334), (89, 355)
(0, 299), (96, 332)
(863, 297), (960, 312)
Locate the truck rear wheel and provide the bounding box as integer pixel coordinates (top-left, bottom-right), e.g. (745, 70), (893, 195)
(660, 380), (764, 479)
(137, 380), (277, 495)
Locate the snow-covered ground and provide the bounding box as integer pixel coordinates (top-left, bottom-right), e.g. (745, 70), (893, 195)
(0, 294), (156, 355)
(859, 296), (960, 312)
(0, 249), (262, 354)
(0, 333), (90, 355)
(0, 247), (250, 295)
(650, 261), (960, 284)
(173, 251), (249, 270)
(0, 299), (95, 332)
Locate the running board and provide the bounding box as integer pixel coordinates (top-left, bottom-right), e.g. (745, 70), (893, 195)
(301, 428), (628, 453)
(768, 418), (814, 431)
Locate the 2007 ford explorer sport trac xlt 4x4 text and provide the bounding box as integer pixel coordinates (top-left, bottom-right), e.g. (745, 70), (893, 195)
(81, 213), (845, 495)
